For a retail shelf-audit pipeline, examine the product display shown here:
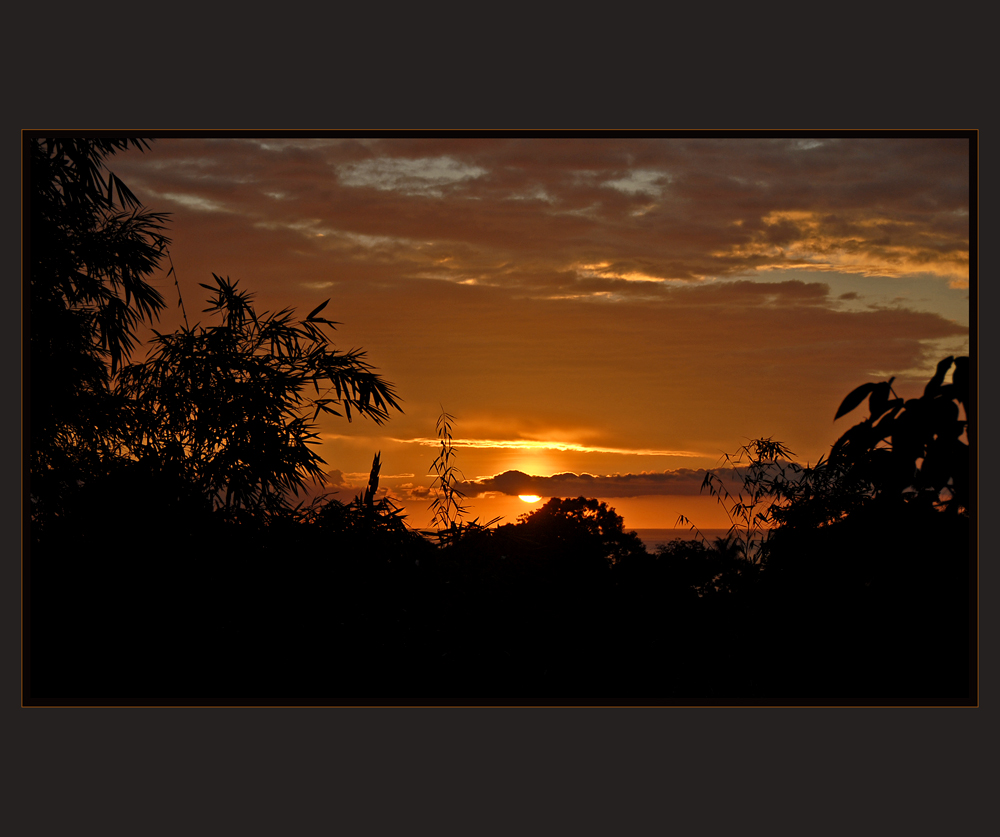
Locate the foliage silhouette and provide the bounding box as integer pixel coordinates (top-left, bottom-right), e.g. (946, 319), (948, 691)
(304, 451), (426, 569)
(28, 137), (170, 532)
(826, 355), (968, 514)
(427, 409), (500, 543)
(510, 496), (646, 569)
(749, 358), (972, 698)
(679, 437), (801, 565)
(428, 409), (468, 535)
(678, 356), (971, 559)
(115, 273), (402, 518)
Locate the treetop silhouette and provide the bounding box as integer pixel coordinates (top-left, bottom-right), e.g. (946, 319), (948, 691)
(29, 136), (402, 525)
(29, 137), (171, 531)
(115, 274), (403, 518)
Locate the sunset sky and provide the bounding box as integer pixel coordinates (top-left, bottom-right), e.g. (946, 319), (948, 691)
(107, 134), (972, 530)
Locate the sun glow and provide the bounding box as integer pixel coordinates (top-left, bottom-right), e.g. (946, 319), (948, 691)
(518, 495), (542, 503)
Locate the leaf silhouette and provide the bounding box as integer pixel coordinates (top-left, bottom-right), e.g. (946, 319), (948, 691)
(306, 299), (330, 321)
(923, 355), (954, 398)
(835, 383), (876, 420)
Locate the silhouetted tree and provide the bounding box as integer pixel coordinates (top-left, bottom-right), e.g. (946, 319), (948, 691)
(115, 274), (402, 519)
(512, 497), (646, 569)
(28, 137), (170, 532)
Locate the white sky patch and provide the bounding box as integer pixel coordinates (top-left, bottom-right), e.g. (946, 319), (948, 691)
(337, 156), (488, 196)
(791, 139), (827, 151)
(254, 218), (416, 250)
(602, 169), (668, 196)
(244, 138), (345, 152)
(160, 192), (231, 213)
(394, 437), (705, 457)
(340, 230), (409, 249)
(507, 184), (554, 202)
(255, 218), (324, 235)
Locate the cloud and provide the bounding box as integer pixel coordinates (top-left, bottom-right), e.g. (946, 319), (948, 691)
(337, 156), (488, 196)
(462, 457), (816, 499)
(602, 169), (668, 197)
(115, 136), (970, 294)
(465, 469), (720, 498)
(155, 192), (235, 213)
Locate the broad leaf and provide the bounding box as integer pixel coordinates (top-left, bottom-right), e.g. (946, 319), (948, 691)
(923, 355), (954, 398)
(835, 383), (876, 420)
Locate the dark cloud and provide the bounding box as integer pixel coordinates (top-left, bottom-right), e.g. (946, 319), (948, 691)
(466, 468), (726, 498)
(462, 456), (821, 500)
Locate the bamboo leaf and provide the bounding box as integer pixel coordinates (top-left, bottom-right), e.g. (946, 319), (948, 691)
(305, 299), (330, 321)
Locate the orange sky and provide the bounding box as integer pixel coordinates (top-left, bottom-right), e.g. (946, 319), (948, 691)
(107, 134), (972, 530)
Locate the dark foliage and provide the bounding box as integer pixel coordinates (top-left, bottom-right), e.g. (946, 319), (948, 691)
(771, 356), (970, 531)
(504, 496), (646, 571)
(754, 358), (973, 698)
(426, 409), (501, 544)
(115, 274), (401, 519)
(28, 137), (170, 533)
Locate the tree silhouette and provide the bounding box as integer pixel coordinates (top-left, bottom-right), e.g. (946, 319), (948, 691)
(513, 497), (646, 568)
(115, 274), (403, 519)
(28, 137), (170, 532)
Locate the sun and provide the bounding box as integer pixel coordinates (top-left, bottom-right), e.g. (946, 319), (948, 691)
(518, 495), (542, 503)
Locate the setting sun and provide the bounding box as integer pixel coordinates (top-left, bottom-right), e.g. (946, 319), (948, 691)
(518, 495), (542, 503)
